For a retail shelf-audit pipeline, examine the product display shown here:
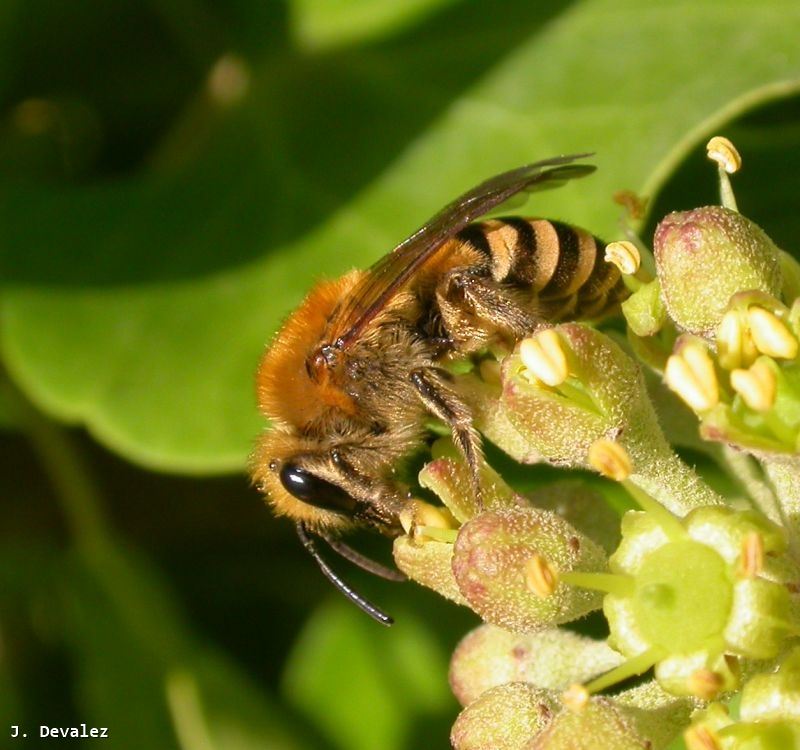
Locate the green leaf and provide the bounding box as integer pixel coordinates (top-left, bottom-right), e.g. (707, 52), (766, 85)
(290, 0), (458, 50)
(2, 0), (800, 473)
(282, 598), (452, 750)
(0, 545), (54, 736)
(60, 542), (312, 750)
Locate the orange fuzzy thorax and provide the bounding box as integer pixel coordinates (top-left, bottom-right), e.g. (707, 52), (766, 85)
(256, 270), (363, 430)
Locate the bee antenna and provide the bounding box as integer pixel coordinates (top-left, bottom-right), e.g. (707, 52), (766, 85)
(295, 522), (394, 626)
(320, 533), (407, 582)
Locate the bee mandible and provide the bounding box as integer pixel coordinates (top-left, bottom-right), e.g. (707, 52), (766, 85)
(252, 155), (628, 624)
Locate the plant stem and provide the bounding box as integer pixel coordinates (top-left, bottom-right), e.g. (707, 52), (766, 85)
(623, 416), (724, 517)
(716, 445), (781, 522)
(0, 375), (110, 557)
(763, 455), (800, 561)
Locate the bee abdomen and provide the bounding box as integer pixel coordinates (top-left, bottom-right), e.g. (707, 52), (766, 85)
(456, 218), (627, 320)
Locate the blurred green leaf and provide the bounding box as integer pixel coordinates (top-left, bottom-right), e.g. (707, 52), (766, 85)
(282, 599), (452, 750)
(0, 651), (20, 739)
(0, 386), (19, 430)
(1, 0), (799, 474)
(61, 542), (311, 750)
(290, 0), (457, 50)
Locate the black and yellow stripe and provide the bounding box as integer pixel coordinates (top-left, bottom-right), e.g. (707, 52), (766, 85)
(455, 218), (627, 321)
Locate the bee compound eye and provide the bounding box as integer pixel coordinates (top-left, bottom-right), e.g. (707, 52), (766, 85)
(279, 462), (357, 515)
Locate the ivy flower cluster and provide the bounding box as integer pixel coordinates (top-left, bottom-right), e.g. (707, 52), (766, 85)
(393, 138), (800, 749)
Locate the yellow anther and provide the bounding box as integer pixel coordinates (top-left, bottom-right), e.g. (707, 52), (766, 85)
(687, 668), (725, 701)
(588, 438), (633, 481)
(717, 309), (757, 370)
(665, 343), (719, 412)
(739, 531), (764, 578)
(562, 684), (590, 712)
(519, 329), (569, 386)
(684, 725), (722, 750)
(524, 553), (558, 597)
(706, 136), (742, 174)
(399, 499), (456, 540)
(604, 240), (641, 275)
(748, 306), (799, 359)
(730, 360), (777, 412)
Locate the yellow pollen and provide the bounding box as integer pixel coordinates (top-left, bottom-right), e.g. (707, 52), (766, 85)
(748, 307), (799, 360)
(524, 553), (558, 597)
(562, 684), (589, 712)
(665, 343), (719, 412)
(588, 438), (633, 481)
(706, 136), (742, 174)
(730, 360), (776, 412)
(739, 532), (764, 578)
(519, 329), (569, 386)
(687, 668), (725, 701)
(604, 240), (641, 275)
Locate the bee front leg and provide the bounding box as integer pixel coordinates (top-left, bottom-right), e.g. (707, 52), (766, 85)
(328, 449), (407, 534)
(409, 368), (483, 507)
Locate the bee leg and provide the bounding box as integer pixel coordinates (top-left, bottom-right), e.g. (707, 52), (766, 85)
(329, 449), (406, 533)
(409, 368), (484, 508)
(441, 270), (541, 340)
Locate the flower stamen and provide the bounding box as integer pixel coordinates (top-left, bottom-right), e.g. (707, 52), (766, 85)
(730, 360), (776, 412)
(665, 342), (719, 412)
(524, 553), (558, 597)
(748, 307), (798, 359)
(519, 330), (569, 386)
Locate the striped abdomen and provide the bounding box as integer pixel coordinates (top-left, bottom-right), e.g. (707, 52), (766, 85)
(456, 218), (628, 320)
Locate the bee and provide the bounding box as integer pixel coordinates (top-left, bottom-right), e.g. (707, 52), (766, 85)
(252, 155), (628, 624)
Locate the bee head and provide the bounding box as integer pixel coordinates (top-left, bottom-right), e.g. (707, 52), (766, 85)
(251, 430), (359, 533)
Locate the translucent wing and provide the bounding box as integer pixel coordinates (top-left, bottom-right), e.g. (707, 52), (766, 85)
(329, 154), (596, 350)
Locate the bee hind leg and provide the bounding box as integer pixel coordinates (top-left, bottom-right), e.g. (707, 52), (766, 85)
(409, 368), (484, 508)
(438, 269), (542, 342)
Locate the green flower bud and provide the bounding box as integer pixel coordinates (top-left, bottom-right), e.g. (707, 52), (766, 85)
(740, 648), (800, 723)
(455, 372), (544, 464)
(622, 279), (668, 337)
(450, 682), (559, 750)
(502, 324), (642, 466)
(686, 650), (800, 750)
(779, 249), (800, 302)
(527, 696), (657, 750)
(452, 508), (607, 633)
(527, 481), (622, 554)
(393, 533), (466, 606)
(421, 439), (518, 522)
(720, 721), (800, 750)
(449, 624), (624, 706)
(654, 206), (782, 336)
(612, 680), (695, 749)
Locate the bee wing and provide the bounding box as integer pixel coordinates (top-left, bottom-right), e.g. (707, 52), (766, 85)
(331, 154), (596, 350)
